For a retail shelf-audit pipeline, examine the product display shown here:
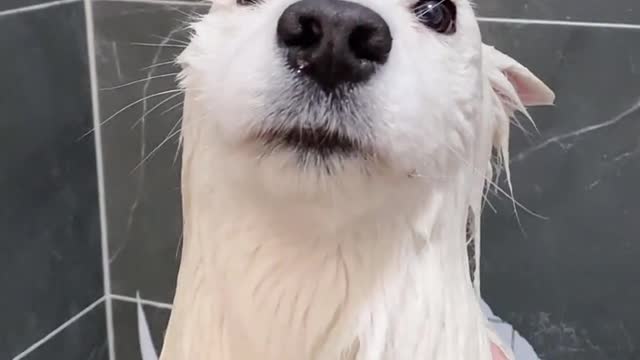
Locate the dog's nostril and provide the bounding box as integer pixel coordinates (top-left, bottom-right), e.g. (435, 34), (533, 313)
(276, 0), (392, 89)
(279, 15), (322, 49)
(349, 25), (389, 64)
(298, 17), (322, 48)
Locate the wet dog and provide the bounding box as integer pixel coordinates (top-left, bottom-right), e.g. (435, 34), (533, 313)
(161, 0), (554, 359)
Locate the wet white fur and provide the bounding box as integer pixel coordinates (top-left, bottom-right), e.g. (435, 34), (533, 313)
(160, 0), (555, 359)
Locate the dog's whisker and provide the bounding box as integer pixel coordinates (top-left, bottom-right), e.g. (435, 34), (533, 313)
(167, 7), (206, 25)
(78, 89), (183, 140)
(131, 92), (184, 130)
(100, 73), (180, 91)
(109, 88), (182, 124)
(140, 59), (178, 71)
(131, 118), (184, 174)
(130, 42), (187, 48)
(159, 100), (184, 116)
(150, 34), (191, 46)
(76, 89), (173, 140)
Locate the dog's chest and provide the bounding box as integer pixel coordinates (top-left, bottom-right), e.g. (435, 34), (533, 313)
(162, 216), (492, 360)
(218, 255), (457, 360)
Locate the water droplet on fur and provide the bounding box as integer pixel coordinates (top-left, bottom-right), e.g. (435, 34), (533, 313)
(296, 59), (309, 74)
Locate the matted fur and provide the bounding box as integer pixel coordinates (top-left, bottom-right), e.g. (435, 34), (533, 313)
(160, 1), (554, 359)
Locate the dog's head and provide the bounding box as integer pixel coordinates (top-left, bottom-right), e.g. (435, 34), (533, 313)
(179, 0), (554, 206)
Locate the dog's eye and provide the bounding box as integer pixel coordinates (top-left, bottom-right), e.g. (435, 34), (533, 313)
(237, 0), (260, 6)
(412, 0), (456, 34)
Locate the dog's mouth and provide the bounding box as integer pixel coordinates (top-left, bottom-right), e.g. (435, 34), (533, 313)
(255, 126), (361, 157)
(252, 79), (375, 160)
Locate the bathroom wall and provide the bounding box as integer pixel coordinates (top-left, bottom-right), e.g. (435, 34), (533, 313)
(91, 2), (207, 357)
(3, 0), (638, 359)
(479, 2), (640, 359)
(0, 0), (106, 359)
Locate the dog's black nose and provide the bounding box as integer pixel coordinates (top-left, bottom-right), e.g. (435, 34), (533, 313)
(277, 0), (392, 89)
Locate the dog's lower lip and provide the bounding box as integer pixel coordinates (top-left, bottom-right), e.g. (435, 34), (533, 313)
(256, 127), (358, 155)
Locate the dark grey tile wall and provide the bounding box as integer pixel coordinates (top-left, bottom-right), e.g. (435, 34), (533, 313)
(22, 304), (108, 360)
(0, 0), (65, 13)
(480, 23), (640, 359)
(476, 0), (639, 24)
(94, 1), (209, 304)
(90, 2), (207, 359)
(0, 1), (107, 359)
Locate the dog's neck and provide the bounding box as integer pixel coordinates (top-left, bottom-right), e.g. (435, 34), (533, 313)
(161, 125), (494, 359)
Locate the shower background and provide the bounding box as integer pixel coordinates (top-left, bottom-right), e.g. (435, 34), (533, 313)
(2, 0), (638, 359)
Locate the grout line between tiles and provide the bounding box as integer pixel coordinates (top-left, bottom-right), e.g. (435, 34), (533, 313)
(478, 16), (640, 30)
(84, 0), (116, 359)
(0, 0), (80, 17)
(95, 0), (211, 7)
(12, 296), (106, 360)
(111, 294), (174, 310)
(3, 0), (639, 29)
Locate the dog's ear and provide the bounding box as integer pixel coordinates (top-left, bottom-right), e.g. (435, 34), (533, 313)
(480, 45), (555, 220)
(483, 44), (555, 110)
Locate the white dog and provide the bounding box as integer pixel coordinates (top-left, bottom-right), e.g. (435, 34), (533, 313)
(160, 0), (554, 359)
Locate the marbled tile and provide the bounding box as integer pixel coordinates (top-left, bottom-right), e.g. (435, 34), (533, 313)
(0, 3), (103, 358)
(112, 299), (171, 360)
(480, 22), (640, 359)
(476, 0), (639, 24)
(0, 0), (62, 13)
(94, 1), (209, 303)
(22, 303), (108, 360)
